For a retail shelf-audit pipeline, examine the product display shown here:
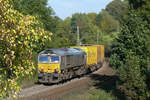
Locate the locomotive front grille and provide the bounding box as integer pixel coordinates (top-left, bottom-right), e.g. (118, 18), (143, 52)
(38, 63), (61, 73)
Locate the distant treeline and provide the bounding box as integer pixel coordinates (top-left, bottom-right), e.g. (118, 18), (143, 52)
(13, 0), (128, 49)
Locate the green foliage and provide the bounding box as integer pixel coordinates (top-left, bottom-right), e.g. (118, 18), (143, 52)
(12, 0), (120, 49)
(110, 12), (150, 100)
(71, 13), (91, 32)
(49, 20), (75, 48)
(71, 13), (98, 44)
(87, 13), (97, 25)
(0, 0), (51, 98)
(128, 0), (147, 9)
(119, 53), (147, 100)
(96, 10), (120, 34)
(12, 0), (57, 32)
(12, 0), (76, 49)
(61, 89), (117, 100)
(106, 0), (128, 22)
(70, 12), (118, 46)
(89, 89), (117, 100)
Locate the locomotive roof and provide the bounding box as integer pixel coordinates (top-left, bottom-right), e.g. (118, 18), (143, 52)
(39, 48), (86, 56)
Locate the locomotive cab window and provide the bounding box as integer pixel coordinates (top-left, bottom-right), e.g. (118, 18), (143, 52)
(39, 56), (49, 63)
(50, 56), (60, 63)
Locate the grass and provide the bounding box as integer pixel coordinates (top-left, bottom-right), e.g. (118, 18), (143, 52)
(89, 89), (118, 100)
(60, 88), (118, 100)
(60, 73), (120, 100)
(60, 89), (90, 100)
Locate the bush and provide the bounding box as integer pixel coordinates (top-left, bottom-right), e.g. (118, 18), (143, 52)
(0, 0), (51, 98)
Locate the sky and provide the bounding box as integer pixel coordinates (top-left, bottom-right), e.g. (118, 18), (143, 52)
(48, 0), (114, 20)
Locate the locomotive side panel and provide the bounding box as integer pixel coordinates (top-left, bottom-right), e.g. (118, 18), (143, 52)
(71, 46), (88, 66)
(60, 56), (65, 68)
(64, 54), (86, 68)
(65, 55), (73, 68)
(58, 48), (86, 70)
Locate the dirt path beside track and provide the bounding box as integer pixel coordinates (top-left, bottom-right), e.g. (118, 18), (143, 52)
(18, 61), (115, 100)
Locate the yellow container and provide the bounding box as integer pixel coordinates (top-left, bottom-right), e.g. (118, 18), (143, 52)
(100, 45), (105, 63)
(94, 45), (105, 63)
(38, 63), (61, 73)
(96, 45), (101, 63)
(87, 46), (97, 65)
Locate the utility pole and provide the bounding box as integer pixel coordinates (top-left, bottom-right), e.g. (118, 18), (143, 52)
(97, 30), (99, 44)
(77, 26), (80, 46)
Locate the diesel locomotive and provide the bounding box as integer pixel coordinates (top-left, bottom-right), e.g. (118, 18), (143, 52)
(38, 45), (104, 84)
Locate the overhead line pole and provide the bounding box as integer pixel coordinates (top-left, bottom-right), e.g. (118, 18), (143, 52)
(97, 33), (99, 44)
(77, 26), (80, 46)
(97, 30), (99, 44)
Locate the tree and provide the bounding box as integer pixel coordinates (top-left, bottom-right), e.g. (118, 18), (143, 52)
(12, 0), (57, 32)
(49, 19), (75, 48)
(96, 10), (120, 34)
(106, 0), (128, 22)
(70, 13), (103, 45)
(95, 13), (102, 26)
(87, 13), (97, 25)
(110, 12), (150, 100)
(71, 13), (90, 30)
(128, 0), (146, 9)
(0, 0), (51, 98)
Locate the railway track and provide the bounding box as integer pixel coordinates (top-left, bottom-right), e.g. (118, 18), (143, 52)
(16, 61), (115, 100)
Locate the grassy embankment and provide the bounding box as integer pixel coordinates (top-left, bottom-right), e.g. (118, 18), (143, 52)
(60, 75), (122, 100)
(61, 88), (118, 100)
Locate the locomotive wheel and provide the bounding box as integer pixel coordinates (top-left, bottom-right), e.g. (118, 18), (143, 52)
(68, 69), (74, 79)
(62, 69), (69, 81)
(58, 74), (62, 82)
(76, 68), (82, 76)
(81, 66), (86, 75)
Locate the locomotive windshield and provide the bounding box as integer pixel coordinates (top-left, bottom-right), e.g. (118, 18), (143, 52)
(50, 56), (59, 63)
(39, 55), (60, 63)
(39, 56), (49, 63)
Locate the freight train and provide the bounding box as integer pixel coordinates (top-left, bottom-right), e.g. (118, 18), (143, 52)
(38, 45), (104, 84)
